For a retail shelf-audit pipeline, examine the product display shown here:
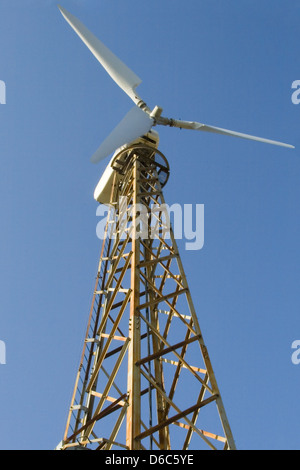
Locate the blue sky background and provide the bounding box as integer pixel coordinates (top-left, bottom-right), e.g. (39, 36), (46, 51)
(0, 0), (299, 450)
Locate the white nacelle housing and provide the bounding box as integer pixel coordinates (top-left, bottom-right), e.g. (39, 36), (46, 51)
(94, 130), (159, 206)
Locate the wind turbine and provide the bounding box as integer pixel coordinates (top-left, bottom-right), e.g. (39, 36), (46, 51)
(57, 5), (294, 451)
(58, 5), (294, 167)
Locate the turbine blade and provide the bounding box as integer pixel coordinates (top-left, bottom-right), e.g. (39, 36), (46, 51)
(168, 119), (295, 149)
(91, 106), (154, 163)
(58, 5), (143, 105)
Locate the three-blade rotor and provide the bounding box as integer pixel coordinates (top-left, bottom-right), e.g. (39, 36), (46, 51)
(58, 5), (294, 163)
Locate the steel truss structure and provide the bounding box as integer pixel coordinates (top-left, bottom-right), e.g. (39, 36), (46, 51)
(58, 144), (235, 451)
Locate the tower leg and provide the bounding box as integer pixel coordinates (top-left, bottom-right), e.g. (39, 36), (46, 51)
(126, 157), (141, 449)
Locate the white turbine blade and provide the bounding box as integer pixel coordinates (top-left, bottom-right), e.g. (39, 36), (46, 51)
(91, 106), (154, 163)
(168, 119), (295, 149)
(197, 123), (295, 148)
(58, 5), (143, 105)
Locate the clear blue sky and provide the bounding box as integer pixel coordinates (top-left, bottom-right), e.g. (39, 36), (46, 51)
(0, 0), (299, 450)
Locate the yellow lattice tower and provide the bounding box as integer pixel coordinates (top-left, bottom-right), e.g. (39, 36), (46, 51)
(57, 139), (235, 451)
